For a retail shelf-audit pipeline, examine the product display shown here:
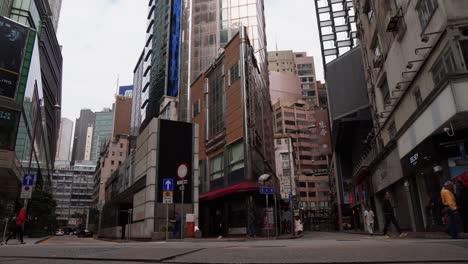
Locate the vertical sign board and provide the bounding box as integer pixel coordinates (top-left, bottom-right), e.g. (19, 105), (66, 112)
(157, 119), (193, 203)
(0, 16), (28, 100)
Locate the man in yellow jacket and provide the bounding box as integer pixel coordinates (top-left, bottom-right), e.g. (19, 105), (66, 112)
(441, 181), (459, 239)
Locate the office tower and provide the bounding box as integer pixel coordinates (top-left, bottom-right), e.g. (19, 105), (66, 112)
(268, 51), (317, 103)
(91, 108), (113, 162)
(0, 0), (63, 206)
(84, 126), (93, 161)
(56, 117), (73, 161)
(131, 51), (144, 136)
(71, 109), (95, 163)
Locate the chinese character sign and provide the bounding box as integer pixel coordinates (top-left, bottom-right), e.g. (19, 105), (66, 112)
(315, 109), (332, 155)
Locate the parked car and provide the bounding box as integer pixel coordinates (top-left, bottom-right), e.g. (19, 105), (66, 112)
(55, 229), (64, 236)
(77, 229), (93, 237)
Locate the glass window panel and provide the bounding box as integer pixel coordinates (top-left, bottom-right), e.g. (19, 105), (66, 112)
(239, 5), (247, 17)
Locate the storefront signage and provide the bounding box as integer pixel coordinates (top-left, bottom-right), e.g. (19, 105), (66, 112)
(0, 17), (28, 100)
(409, 153), (419, 166)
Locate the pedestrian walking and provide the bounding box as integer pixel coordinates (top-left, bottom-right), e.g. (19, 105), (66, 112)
(171, 212), (181, 239)
(382, 191), (407, 238)
(2, 207), (26, 245)
(363, 205), (375, 236)
(441, 181), (459, 239)
(215, 210), (223, 239)
(294, 215), (303, 237)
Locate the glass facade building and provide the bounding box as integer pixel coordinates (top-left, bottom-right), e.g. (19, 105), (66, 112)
(91, 110), (114, 162)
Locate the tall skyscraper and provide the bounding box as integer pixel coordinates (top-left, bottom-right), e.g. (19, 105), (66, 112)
(137, 0), (268, 128)
(71, 109), (95, 164)
(131, 51), (144, 136)
(56, 118), (73, 161)
(91, 108), (113, 162)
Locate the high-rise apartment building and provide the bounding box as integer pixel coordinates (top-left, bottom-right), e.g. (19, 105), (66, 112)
(91, 108), (113, 162)
(71, 109), (95, 164)
(56, 117), (73, 161)
(52, 161), (94, 227)
(272, 100), (332, 217)
(351, 0), (468, 233)
(0, 0), (63, 207)
(268, 51), (317, 103)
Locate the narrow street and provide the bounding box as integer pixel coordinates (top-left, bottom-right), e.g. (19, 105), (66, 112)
(1, 232), (467, 263)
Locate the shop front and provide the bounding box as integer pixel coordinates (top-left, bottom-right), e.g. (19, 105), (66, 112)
(400, 128), (468, 232)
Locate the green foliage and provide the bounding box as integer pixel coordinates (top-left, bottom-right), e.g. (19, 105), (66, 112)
(26, 187), (58, 234)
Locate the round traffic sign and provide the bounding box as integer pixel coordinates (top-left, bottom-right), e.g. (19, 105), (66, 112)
(24, 186), (30, 191)
(176, 163), (189, 179)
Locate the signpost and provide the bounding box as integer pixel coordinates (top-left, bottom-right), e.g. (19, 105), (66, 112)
(259, 186), (275, 239)
(162, 178), (173, 241)
(177, 163), (189, 240)
(20, 174), (35, 200)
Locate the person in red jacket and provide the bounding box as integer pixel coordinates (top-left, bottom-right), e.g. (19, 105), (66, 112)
(3, 207), (26, 245)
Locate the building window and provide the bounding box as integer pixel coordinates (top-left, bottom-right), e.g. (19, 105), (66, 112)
(285, 120), (295, 125)
(208, 65), (225, 137)
(308, 182), (315, 188)
(299, 182), (306, 187)
(230, 63), (240, 84)
(388, 121), (397, 139)
(210, 153), (224, 180)
(283, 168), (291, 177)
(193, 99), (201, 118)
(364, 0), (374, 22)
(413, 87), (423, 107)
(381, 78), (390, 105)
(228, 142), (244, 172)
(308, 192), (316, 197)
(119, 152), (123, 157)
(118, 161), (122, 165)
(111, 160), (115, 165)
(120, 143), (123, 148)
(276, 139), (282, 145)
(461, 40), (468, 69)
(112, 151), (115, 156)
(416, 0), (438, 29)
(300, 192), (307, 197)
(431, 46), (458, 86)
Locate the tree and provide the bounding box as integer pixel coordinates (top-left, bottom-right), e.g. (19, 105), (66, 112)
(26, 186), (58, 234)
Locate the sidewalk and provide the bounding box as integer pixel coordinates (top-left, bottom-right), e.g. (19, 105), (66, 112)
(344, 229), (468, 239)
(1, 236), (51, 246)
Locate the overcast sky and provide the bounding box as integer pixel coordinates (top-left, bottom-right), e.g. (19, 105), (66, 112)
(57, 0), (323, 121)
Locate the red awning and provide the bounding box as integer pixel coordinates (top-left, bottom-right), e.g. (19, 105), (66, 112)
(199, 181), (259, 201)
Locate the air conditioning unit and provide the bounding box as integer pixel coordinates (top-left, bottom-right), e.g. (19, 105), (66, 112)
(386, 8), (403, 32)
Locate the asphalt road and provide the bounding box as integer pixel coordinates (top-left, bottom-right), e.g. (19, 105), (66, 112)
(0, 233), (467, 263)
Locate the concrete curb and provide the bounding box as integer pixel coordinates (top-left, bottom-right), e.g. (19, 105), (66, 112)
(34, 236), (53, 244)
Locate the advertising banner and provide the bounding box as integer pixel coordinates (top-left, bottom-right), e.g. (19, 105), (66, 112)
(0, 17), (28, 99)
(315, 109), (332, 155)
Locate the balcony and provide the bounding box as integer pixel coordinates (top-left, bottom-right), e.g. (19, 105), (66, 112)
(352, 142), (379, 183)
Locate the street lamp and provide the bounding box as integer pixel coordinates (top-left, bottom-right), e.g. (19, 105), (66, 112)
(286, 124), (316, 237)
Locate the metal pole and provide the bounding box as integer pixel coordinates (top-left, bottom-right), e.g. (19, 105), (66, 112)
(266, 193), (269, 240)
(274, 193), (278, 238)
(2, 217), (8, 242)
(287, 136), (295, 237)
(181, 185), (184, 240)
(166, 203), (169, 241)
